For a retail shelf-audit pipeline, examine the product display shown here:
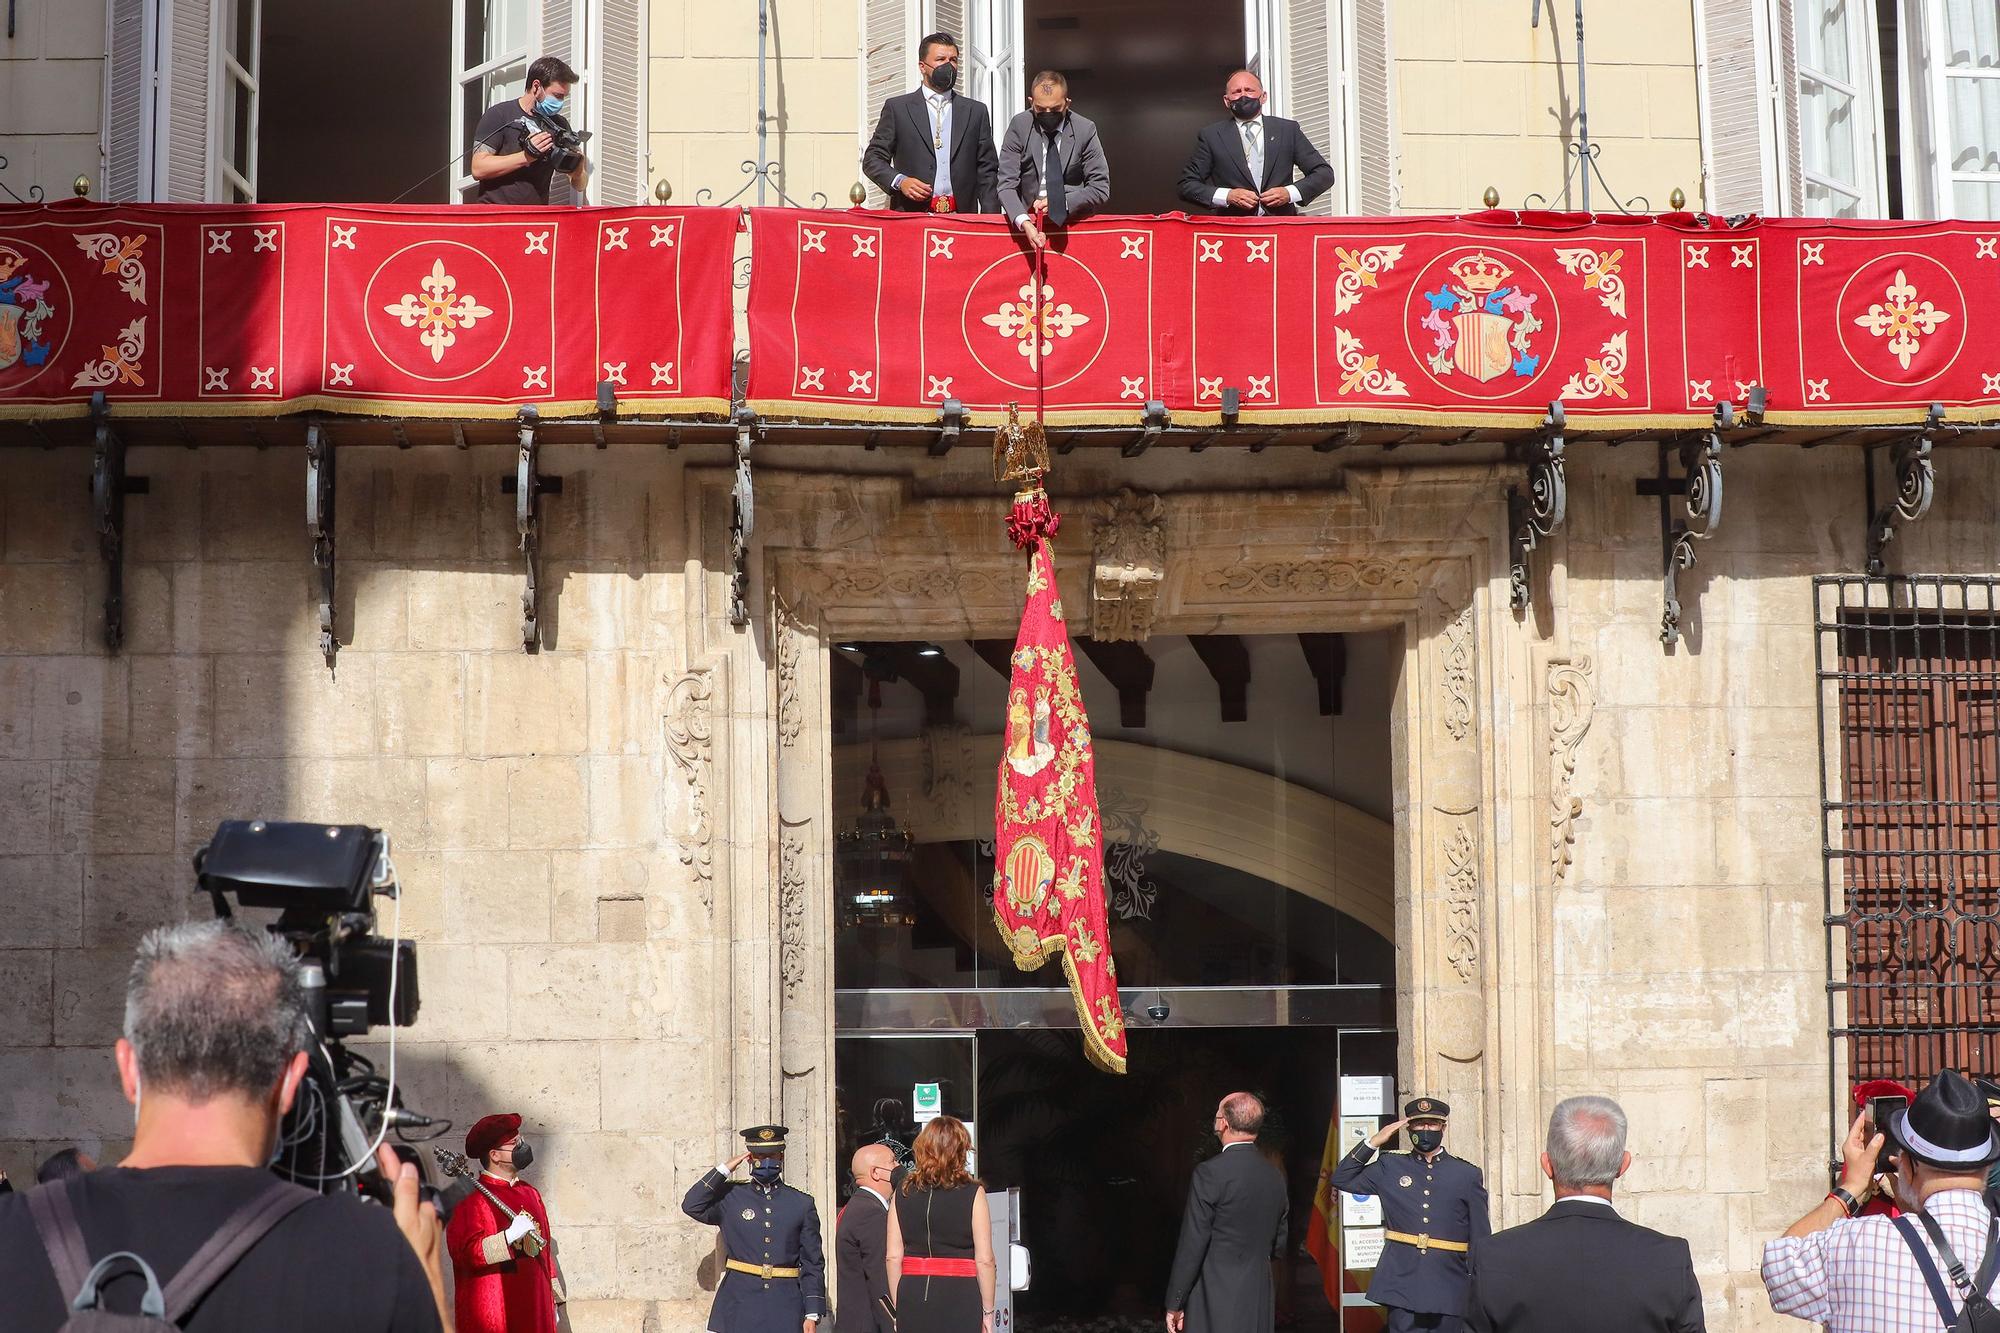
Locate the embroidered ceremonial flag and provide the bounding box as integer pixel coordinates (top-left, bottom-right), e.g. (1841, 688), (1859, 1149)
(991, 487), (1127, 1074)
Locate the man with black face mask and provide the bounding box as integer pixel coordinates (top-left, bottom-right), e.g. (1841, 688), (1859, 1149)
(1177, 69), (1334, 216)
(445, 1113), (565, 1333)
(1330, 1097), (1490, 1332)
(862, 34), (1002, 214)
(998, 71), (1111, 250)
(683, 1124), (829, 1333)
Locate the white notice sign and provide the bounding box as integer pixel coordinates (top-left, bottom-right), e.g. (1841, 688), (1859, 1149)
(1339, 1075), (1391, 1118)
(1340, 1189), (1382, 1228)
(1343, 1227), (1385, 1270)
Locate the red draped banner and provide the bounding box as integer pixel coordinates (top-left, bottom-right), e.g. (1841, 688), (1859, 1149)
(747, 208), (2000, 429)
(0, 203), (737, 419)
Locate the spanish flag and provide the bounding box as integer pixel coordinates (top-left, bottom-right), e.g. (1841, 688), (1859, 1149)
(1306, 1110), (1343, 1310)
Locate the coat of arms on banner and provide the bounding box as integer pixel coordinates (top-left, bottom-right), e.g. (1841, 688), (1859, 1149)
(1414, 250), (1546, 385)
(0, 243), (62, 384)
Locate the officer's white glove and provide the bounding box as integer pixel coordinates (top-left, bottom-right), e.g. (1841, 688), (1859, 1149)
(505, 1213), (536, 1245)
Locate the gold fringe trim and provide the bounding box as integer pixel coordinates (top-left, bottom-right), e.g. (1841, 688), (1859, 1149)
(0, 395), (733, 423)
(990, 896), (1127, 1075)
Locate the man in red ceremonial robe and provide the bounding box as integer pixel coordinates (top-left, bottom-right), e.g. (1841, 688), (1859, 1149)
(446, 1112), (564, 1333)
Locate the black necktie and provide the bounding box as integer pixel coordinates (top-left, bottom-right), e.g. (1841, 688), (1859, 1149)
(1043, 130), (1067, 227)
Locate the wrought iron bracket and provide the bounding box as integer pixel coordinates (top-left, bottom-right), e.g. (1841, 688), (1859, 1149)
(1637, 401), (1727, 646)
(695, 161), (831, 210)
(306, 422), (337, 663)
(89, 391), (147, 652)
(731, 407), (759, 627)
(930, 398), (966, 457)
(1865, 403), (1944, 576)
(500, 406), (562, 650)
(1508, 401), (1567, 612)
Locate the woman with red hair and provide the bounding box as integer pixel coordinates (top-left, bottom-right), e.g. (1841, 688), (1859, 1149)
(886, 1115), (996, 1333)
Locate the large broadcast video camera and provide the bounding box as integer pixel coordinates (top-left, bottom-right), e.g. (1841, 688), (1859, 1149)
(196, 820), (440, 1202)
(519, 111), (591, 174)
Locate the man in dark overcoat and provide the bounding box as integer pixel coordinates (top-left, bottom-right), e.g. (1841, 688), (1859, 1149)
(1164, 1092), (1290, 1333)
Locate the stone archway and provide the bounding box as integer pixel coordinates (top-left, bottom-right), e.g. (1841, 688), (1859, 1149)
(674, 462), (1551, 1211)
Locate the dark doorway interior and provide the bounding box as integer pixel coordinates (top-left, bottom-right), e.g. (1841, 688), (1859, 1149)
(258, 0), (453, 202)
(1024, 0), (1241, 214)
(836, 1027), (1396, 1333)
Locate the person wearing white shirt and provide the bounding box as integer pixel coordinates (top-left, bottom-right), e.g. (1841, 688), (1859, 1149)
(861, 33), (1001, 214)
(1176, 69), (1334, 217)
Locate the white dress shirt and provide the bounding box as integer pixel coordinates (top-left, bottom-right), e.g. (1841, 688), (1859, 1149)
(1211, 114), (1303, 212)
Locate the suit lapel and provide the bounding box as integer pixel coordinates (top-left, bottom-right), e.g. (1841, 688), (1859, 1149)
(1220, 123), (1253, 190)
(904, 94), (937, 175)
(949, 95), (972, 168)
(1258, 119), (1282, 190)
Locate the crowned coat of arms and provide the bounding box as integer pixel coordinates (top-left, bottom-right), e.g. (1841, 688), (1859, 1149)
(0, 245), (58, 375)
(1418, 252), (1543, 384)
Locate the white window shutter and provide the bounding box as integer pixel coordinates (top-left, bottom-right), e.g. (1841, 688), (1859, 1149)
(863, 0), (915, 206)
(543, 0), (575, 205)
(1698, 0), (1792, 215)
(1286, 0), (1335, 215)
(1352, 0), (1394, 214)
(1774, 0), (1803, 210)
(595, 0), (645, 204)
(930, 0), (966, 44)
(104, 0), (149, 200)
(161, 0), (212, 200)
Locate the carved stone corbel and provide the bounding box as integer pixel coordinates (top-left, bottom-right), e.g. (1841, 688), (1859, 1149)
(1089, 488), (1166, 642)
(1546, 655), (1596, 885)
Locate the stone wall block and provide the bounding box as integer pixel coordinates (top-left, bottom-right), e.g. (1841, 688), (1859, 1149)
(215, 654), (376, 757)
(294, 758), (429, 838)
(444, 1039), (603, 1133)
(0, 951), (54, 1046)
(586, 651), (667, 754)
(600, 1040), (713, 1134)
(126, 655), (212, 758)
(406, 570), (528, 653)
(1704, 1078), (1771, 1194)
(171, 563), (315, 654)
(466, 654), (590, 756)
(408, 945), (511, 1043)
(510, 756), (590, 848)
(200, 465), (303, 561)
(426, 757), (516, 850)
(174, 759), (296, 855)
(53, 947), (133, 1045)
(52, 759), (176, 854)
(509, 944), (665, 1041)
(0, 657), (129, 760)
(0, 854), (83, 947)
(587, 755), (663, 848)
(374, 652), (465, 756)
(536, 1132), (677, 1226)
(1605, 886), (1766, 976)
(444, 851), (554, 944)
(82, 855), (198, 948)
(0, 563), (88, 653)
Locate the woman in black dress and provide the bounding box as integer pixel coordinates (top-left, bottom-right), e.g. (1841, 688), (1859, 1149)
(886, 1115), (995, 1333)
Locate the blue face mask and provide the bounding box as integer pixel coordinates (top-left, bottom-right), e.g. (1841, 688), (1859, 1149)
(751, 1157), (783, 1184)
(535, 94), (566, 118)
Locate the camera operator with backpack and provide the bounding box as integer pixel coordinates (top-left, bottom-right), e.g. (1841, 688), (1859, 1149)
(469, 57), (590, 204)
(0, 920), (447, 1332)
(1763, 1069), (2000, 1332)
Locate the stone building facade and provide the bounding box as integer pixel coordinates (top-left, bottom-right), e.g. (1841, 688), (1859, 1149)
(4, 436), (1994, 1331)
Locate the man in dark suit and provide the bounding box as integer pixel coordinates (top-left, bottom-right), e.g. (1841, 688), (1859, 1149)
(1331, 1097), (1489, 1332)
(998, 70), (1111, 250)
(861, 32), (1001, 214)
(834, 1144), (897, 1333)
(1464, 1096), (1703, 1332)
(1177, 69), (1334, 217)
(1165, 1092), (1289, 1333)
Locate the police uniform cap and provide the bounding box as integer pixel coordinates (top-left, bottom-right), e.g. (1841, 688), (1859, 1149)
(1403, 1097), (1450, 1122)
(740, 1123), (789, 1155)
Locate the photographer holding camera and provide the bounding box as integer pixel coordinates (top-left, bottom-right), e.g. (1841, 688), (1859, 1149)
(0, 920), (448, 1331)
(469, 57), (589, 204)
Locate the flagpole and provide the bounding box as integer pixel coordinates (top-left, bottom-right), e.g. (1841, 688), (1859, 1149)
(1033, 240), (1047, 425)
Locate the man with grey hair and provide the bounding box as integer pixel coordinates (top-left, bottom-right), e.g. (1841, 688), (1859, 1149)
(0, 919), (447, 1331)
(1463, 1095), (1704, 1332)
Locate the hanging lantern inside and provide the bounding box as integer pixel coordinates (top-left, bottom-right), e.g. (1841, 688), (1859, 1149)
(835, 752), (916, 928)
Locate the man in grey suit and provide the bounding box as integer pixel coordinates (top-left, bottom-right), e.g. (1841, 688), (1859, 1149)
(998, 71), (1111, 251)
(1165, 1092), (1288, 1333)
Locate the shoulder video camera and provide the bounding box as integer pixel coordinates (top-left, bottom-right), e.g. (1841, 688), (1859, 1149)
(521, 112), (592, 174)
(197, 820), (433, 1201)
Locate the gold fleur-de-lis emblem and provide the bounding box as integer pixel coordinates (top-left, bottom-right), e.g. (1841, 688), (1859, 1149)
(382, 258), (495, 364)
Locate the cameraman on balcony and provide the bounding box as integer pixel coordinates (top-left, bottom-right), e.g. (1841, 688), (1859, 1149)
(470, 57), (589, 204)
(0, 920), (448, 1331)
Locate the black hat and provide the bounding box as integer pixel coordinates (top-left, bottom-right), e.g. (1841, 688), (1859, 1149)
(1887, 1071), (2000, 1171)
(1404, 1097), (1450, 1122)
(741, 1124), (788, 1155)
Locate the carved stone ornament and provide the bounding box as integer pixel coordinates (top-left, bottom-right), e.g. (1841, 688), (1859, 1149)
(665, 670), (716, 890)
(1439, 604), (1475, 743)
(776, 597), (803, 748)
(779, 822), (809, 1002)
(1546, 655), (1596, 885)
(1440, 819), (1480, 983)
(1200, 557), (1422, 599)
(1089, 488), (1167, 642)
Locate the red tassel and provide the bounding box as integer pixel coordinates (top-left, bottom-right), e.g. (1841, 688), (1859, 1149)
(1007, 490), (1061, 550)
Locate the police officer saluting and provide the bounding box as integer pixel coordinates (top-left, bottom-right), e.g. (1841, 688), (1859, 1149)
(683, 1125), (829, 1333)
(1330, 1098), (1490, 1333)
